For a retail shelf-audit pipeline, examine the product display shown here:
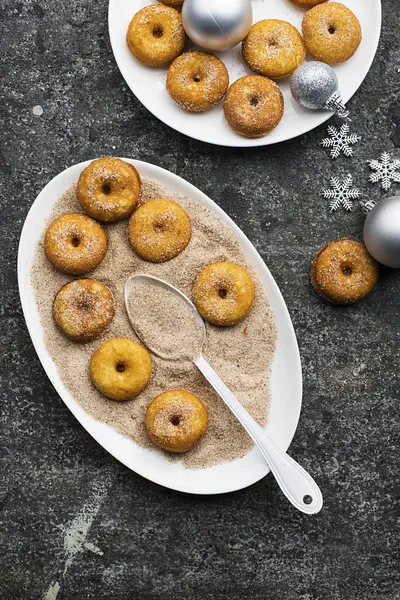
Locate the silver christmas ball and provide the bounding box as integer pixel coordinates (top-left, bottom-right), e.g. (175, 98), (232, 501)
(182, 0), (253, 52)
(363, 196), (400, 268)
(291, 61), (339, 110)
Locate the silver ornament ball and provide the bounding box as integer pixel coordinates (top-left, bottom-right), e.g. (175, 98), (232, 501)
(363, 196), (400, 268)
(290, 62), (339, 110)
(182, 0), (253, 52)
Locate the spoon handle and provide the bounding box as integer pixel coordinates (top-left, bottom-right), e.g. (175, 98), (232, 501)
(195, 354), (323, 514)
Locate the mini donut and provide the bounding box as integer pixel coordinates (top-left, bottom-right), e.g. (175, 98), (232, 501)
(158, 0), (183, 8)
(166, 51), (229, 112)
(289, 0), (328, 8)
(44, 213), (108, 275)
(53, 279), (115, 342)
(242, 20), (306, 79)
(90, 338), (152, 401)
(194, 262), (255, 326)
(77, 157), (141, 223)
(311, 239), (379, 304)
(126, 5), (186, 67)
(302, 2), (362, 65)
(223, 75), (284, 138)
(129, 198), (191, 263)
(146, 390), (208, 453)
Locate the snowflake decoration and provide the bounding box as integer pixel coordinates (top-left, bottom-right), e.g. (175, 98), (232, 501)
(322, 174), (361, 212)
(367, 152), (400, 190)
(321, 123), (361, 159)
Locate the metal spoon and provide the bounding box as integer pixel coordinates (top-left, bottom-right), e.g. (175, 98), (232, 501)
(124, 274), (323, 514)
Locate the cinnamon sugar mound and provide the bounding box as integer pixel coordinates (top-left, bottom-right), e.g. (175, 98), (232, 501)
(31, 178), (277, 469)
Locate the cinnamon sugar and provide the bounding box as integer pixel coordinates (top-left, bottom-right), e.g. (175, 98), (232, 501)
(31, 177), (277, 469)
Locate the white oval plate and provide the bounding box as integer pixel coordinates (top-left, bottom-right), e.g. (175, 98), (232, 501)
(18, 159), (302, 495)
(108, 0), (381, 147)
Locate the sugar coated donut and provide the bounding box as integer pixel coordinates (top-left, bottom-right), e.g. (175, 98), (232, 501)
(53, 279), (115, 342)
(44, 213), (107, 275)
(311, 239), (379, 304)
(243, 20), (306, 79)
(194, 262), (255, 326)
(223, 75), (284, 138)
(126, 5), (186, 67)
(77, 157), (141, 223)
(146, 390), (208, 453)
(166, 51), (229, 112)
(289, 0), (328, 8)
(129, 198), (191, 263)
(302, 2), (362, 65)
(90, 338), (152, 401)
(158, 0), (183, 8)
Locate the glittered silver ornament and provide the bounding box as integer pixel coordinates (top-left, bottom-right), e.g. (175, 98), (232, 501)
(290, 62), (349, 119)
(182, 0), (252, 52)
(362, 196), (400, 268)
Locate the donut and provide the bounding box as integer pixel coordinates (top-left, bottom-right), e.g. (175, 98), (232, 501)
(311, 239), (379, 304)
(242, 20), (306, 79)
(194, 262), (255, 326)
(166, 51), (229, 112)
(158, 0), (183, 8)
(223, 75), (284, 138)
(289, 0), (328, 8)
(146, 390), (208, 453)
(53, 279), (115, 342)
(77, 157), (141, 223)
(302, 2), (362, 65)
(90, 338), (152, 401)
(129, 199), (191, 263)
(44, 213), (108, 275)
(126, 5), (186, 67)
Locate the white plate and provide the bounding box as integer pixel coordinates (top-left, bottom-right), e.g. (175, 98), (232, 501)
(18, 159), (302, 495)
(108, 0), (381, 147)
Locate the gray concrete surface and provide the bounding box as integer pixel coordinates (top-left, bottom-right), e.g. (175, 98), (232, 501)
(1, 1), (399, 598)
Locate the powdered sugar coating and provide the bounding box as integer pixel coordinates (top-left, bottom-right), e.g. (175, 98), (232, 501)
(302, 2), (362, 65)
(53, 279), (115, 342)
(129, 198), (191, 262)
(146, 390), (208, 453)
(167, 51), (229, 112)
(77, 157), (141, 223)
(243, 19), (306, 79)
(126, 4), (187, 67)
(44, 212), (108, 275)
(311, 238), (379, 304)
(224, 75), (284, 138)
(194, 262), (255, 326)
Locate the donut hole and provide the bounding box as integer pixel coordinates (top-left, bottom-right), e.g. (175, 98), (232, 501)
(328, 24), (336, 35)
(102, 183), (112, 196)
(77, 298), (91, 312)
(342, 265), (353, 276)
(218, 288), (228, 299)
(268, 38), (279, 48)
(153, 221), (166, 234)
(71, 235), (81, 247)
(249, 95), (260, 107)
(193, 73), (201, 83)
(152, 25), (163, 38)
(116, 361), (126, 373)
(170, 415), (181, 426)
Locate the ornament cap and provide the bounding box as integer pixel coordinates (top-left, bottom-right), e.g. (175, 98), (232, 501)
(361, 199), (378, 215)
(324, 93), (350, 120)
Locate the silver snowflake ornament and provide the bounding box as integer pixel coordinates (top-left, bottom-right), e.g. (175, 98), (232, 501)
(321, 123), (361, 159)
(322, 174), (361, 212)
(367, 152), (400, 190)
